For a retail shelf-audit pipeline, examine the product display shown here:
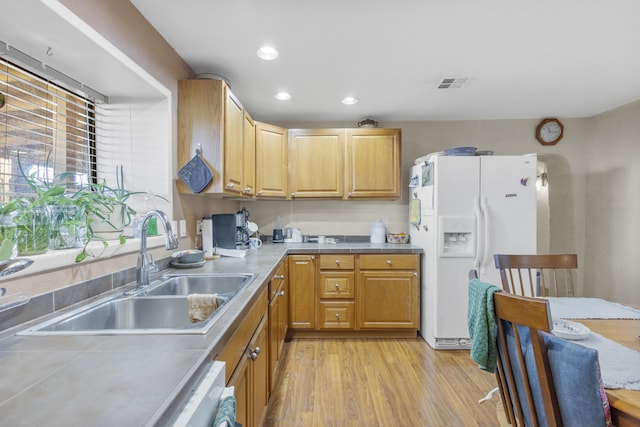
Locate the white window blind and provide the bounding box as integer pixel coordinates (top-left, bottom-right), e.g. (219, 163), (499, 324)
(0, 57), (95, 203)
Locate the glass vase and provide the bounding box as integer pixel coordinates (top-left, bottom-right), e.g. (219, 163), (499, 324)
(0, 212), (18, 259)
(16, 206), (51, 256)
(49, 205), (88, 249)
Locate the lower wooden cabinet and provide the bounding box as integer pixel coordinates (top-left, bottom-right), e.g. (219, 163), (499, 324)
(229, 315), (268, 427)
(216, 288), (268, 427)
(288, 253), (420, 335)
(288, 255), (316, 329)
(357, 255), (419, 329)
(268, 259), (288, 392)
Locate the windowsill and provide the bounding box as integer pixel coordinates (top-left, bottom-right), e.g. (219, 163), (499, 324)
(4, 236), (167, 280)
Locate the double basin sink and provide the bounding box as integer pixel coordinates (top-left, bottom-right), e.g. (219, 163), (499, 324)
(20, 273), (256, 336)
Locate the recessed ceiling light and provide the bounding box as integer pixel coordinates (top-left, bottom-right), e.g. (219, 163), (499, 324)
(342, 96), (359, 105)
(257, 46), (279, 60)
(274, 92), (291, 100)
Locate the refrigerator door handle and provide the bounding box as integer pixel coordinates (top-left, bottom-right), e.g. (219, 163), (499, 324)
(473, 196), (483, 272)
(480, 196), (491, 273)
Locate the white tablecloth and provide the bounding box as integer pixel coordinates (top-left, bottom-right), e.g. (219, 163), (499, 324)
(548, 297), (640, 320)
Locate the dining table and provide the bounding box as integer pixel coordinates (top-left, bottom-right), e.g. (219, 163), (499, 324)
(548, 297), (640, 427)
(580, 318), (640, 427)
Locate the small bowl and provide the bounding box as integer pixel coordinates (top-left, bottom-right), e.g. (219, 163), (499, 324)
(386, 233), (409, 244)
(171, 249), (205, 264)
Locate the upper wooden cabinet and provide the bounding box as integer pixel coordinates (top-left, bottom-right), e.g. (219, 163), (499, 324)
(243, 111), (256, 197)
(346, 128), (401, 199)
(255, 121), (288, 199)
(288, 129), (344, 199)
(177, 79), (250, 197)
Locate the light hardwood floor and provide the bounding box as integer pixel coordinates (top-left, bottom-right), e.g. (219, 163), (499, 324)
(264, 338), (500, 427)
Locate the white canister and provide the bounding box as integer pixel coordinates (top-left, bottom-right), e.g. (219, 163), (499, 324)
(370, 220), (386, 243)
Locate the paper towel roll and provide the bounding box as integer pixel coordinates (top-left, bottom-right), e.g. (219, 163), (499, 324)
(202, 218), (214, 255)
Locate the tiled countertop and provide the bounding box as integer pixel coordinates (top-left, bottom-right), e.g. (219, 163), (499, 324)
(0, 242), (421, 426)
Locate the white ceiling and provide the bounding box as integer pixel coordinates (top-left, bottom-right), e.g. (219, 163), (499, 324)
(131, 0), (640, 124)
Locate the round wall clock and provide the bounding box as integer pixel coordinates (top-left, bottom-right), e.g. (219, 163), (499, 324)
(535, 118), (564, 145)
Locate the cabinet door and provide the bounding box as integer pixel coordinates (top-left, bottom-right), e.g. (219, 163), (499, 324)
(229, 352), (250, 427)
(357, 270), (418, 329)
(223, 87), (244, 195)
(243, 111), (256, 197)
(288, 129), (344, 198)
(268, 264), (288, 393)
(256, 121), (288, 198)
(177, 79), (224, 194)
(288, 255), (316, 329)
(346, 128), (401, 199)
(250, 316), (269, 427)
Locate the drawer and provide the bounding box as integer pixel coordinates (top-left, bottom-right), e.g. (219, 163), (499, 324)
(319, 301), (355, 329)
(318, 254), (355, 270)
(319, 272), (354, 298)
(359, 254), (418, 270)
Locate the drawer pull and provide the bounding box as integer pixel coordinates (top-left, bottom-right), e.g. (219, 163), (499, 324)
(249, 346), (261, 361)
(226, 182), (234, 189)
(335, 313), (340, 319)
(335, 283), (340, 289)
(386, 259), (392, 265)
(274, 275), (285, 280)
(335, 259), (340, 265)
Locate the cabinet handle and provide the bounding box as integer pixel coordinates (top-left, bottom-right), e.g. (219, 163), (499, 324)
(386, 259), (392, 265)
(335, 259), (340, 266)
(257, 191), (262, 196)
(274, 274), (285, 281)
(226, 182), (234, 189)
(335, 313), (340, 319)
(248, 346), (261, 361)
(348, 192), (352, 198)
(278, 290), (285, 296)
(413, 272), (418, 277)
(335, 283), (340, 289)
(291, 192), (295, 198)
(311, 255), (315, 261)
(244, 187), (252, 193)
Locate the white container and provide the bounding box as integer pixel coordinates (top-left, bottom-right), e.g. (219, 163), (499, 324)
(370, 220), (386, 243)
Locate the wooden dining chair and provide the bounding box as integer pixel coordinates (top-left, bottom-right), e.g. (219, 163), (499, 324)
(493, 254), (578, 297)
(493, 291), (612, 427)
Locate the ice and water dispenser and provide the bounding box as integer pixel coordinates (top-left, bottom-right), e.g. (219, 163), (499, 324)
(438, 216), (475, 257)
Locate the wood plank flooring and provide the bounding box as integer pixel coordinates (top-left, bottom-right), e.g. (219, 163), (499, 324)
(264, 338), (500, 427)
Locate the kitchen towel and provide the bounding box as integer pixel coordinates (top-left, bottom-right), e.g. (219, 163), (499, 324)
(214, 386), (236, 427)
(548, 297), (640, 320)
(188, 293), (218, 323)
(467, 278), (502, 373)
(178, 151), (213, 194)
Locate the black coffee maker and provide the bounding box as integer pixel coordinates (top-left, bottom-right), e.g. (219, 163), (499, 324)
(235, 208), (251, 249)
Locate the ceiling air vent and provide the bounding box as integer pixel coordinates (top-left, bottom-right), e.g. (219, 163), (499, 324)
(438, 77), (469, 89)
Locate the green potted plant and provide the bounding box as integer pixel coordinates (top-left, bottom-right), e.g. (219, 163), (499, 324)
(16, 152), (89, 253)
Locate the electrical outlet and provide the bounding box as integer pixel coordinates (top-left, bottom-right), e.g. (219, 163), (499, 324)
(170, 221), (178, 235)
(196, 219), (203, 235)
(179, 220), (187, 238)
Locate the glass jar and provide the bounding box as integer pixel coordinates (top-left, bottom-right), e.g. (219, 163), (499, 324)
(49, 205), (88, 249)
(0, 212), (18, 259)
(16, 206), (51, 256)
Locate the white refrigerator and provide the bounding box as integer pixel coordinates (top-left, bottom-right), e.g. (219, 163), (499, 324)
(409, 154), (537, 350)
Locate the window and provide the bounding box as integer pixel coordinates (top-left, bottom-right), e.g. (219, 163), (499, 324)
(0, 57), (95, 203)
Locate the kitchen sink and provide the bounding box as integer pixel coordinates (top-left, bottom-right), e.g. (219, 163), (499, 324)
(142, 273), (255, 297)
(19, 273), (256, 335)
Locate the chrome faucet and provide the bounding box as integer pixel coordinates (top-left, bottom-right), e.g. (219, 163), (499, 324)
(136, 210), (179, 288)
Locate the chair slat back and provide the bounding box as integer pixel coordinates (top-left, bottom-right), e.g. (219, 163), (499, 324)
(493, 292), (563, 427)
(494, 254), (578, 297)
